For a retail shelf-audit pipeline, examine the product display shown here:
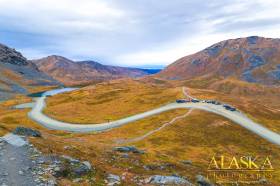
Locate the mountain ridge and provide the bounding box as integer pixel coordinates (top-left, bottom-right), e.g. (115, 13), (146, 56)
(33, 55), (161, 86)
(158, 36), (280, 85)
(0, 43), (60, 100)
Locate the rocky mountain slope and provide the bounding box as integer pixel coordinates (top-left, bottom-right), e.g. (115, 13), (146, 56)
(33, 56), (161, 86)
(0, 43), (60, 100)
(158, 36), (280, 85)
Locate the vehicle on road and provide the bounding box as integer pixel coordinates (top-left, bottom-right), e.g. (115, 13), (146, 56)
(223, 104), (236, 111)
(205, 100), (221, 105)
(176, 99), (189, 103)
(191, 99), (200, 103)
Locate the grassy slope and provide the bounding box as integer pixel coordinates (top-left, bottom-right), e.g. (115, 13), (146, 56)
(0, 78), (280, 185)
(44, 79), (182, 123)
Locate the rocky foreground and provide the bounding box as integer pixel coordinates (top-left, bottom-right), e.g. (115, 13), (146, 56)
(0, 128), (93, 186)
(0, 127), (216, 185)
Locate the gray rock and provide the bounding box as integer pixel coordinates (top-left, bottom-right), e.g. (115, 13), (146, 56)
(60, 155), (80, 164)
(13, 127), (41, 137)
(113, 146), (144, 154)
(121, 153), (129, 158)
(47, 179), (57, 186)
(196, 175), (214, 186)
(0, 44), (27, 65)
(82, 161), (92, 170)
(146, 175), (192, 185)
(107, 174), (121, 186)
(72, 163), (91, 177)
(53, 156), (92, 178)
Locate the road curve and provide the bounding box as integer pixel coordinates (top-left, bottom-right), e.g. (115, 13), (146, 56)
(28, 88), (280, 146)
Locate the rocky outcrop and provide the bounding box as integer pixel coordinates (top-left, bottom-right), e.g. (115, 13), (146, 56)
(0, 134), (57, 185)
(0, 44), (27, 66)
(53, 155), (93, 178)
(13, 127), (41, 137)
(145, 175), (192, 185)
(106, 174), (121, 186)
(196, 175), (214, 186)
(113, 146), (145, 154)
(0, 43), (61, 100)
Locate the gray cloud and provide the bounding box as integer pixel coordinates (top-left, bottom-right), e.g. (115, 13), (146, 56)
(0, 0), (279, 67)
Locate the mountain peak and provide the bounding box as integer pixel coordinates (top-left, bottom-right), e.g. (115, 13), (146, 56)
(158, 36), (280, 85)
(33, 56), (160, 86)
(0, 43), (28, 66)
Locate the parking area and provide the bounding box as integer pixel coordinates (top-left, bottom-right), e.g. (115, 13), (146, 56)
(176, 99), (237, 112)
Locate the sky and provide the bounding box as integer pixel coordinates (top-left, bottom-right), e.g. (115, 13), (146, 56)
(1, 0), (280, 68)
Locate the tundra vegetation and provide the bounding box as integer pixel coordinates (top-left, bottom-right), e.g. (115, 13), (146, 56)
(1, 78), (280, 185)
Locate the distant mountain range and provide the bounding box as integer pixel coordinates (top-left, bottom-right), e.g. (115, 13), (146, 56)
(32, 55), (161, 86)
(0, 44), (60, 99)
(2, 36), (280, 99)
(158, 36), (280, 85)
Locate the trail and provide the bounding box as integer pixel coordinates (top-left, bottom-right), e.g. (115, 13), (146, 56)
(116, 109), (193, 144)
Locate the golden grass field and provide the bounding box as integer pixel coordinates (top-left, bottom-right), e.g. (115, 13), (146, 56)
(1, 78), (280, 185)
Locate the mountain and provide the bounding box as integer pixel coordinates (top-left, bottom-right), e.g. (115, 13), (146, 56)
(33, 55), (161, 86)
(0, 43), (60, 100)
(158, 36), (280, 85)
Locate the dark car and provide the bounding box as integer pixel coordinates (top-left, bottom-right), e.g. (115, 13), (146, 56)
(191, 99), (200, 103)
(176, 99), (188, 103)
(223, 105), (236, 111)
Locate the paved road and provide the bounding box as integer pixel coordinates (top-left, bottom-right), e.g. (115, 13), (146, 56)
(28, 88), (280, 146)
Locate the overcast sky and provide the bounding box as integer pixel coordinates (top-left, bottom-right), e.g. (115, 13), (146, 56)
(1, 0), (280, 68)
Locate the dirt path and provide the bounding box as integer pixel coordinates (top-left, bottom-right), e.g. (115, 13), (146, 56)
(0, 135), (56, 186)
(116, 109), (193, 144)
(0, 142), (37, 185)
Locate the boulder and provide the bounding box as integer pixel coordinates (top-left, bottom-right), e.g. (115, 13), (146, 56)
(113, 146), (144, 154)
(53, 156), (92, 178)
(146, 175), (192, 185)
(72, 163), (91, 177)
(106, 174), (121, 186)
(196, 175), (214, 186)
(13, 127), (41, 137)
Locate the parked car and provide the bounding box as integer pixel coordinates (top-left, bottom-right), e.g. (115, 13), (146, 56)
(191, 99), (200, 103)
(206, 100), (221, 105)
(223, 104), (236, 111)
(176, 99), (188, 103)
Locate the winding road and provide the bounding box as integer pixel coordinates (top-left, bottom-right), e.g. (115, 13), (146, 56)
(27, 88), (280, 146)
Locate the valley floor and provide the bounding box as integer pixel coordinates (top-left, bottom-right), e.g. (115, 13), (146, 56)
(1, 79), (280, 185)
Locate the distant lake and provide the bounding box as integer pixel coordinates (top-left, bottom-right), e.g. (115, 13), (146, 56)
(27, 91), (46, 98)
(28, 87), (77, 98)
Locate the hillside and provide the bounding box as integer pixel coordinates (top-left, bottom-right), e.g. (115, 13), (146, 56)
(158, 36), (280, 85)
(0, 44), (60, 100)
(33, 55), (161, 86)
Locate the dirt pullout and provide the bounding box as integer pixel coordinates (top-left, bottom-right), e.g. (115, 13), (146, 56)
(0, 135), (56, 186)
